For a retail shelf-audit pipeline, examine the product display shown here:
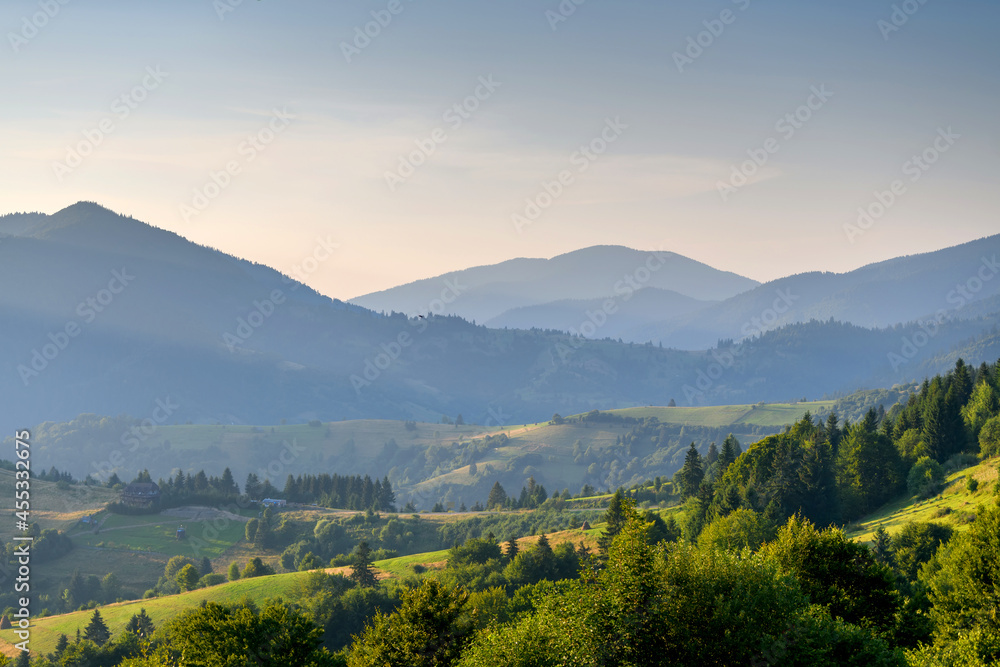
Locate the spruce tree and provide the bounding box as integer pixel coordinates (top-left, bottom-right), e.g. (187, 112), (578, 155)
(350, 541), (379, 588)
(678, 443), (705, 498)
(83, 609), (111, 646)
(718, 434), (738, 472)
(504, 538), (519, 561)
(597, 489), (631, 557)
(125, 608), (155, 637)
(871, 525), (894, 568)
(706, 442), (719, 466)
(486, 481), (507, 510)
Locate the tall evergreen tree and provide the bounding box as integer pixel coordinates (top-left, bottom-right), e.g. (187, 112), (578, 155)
(597, 489), (631, 557)
(220, 467), (238, 495)
(504, 537), (519, 562)
(706, 442), (719, 466)
(825, 412), (842, 453)
(718, 434), (738, 472)
(124, 608), (155, 637)
(350, 541), (378, 588)
(871, 525), (894, 568)
(83, 609), (110, 646)
(678, 443), (705, 498)
(486, 481), (507, 510)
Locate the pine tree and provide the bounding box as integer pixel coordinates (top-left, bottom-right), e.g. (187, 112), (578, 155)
(678, 443), (705, 498)
(350, 541), (379, 588)
(504, 538), (519, 561)
(200, 556), (213, 576)
(83, 609), (111, 646)
(228, 561), (241, 581)
(220, 467), (238, 495)
(871, 525), (894, 568)
(486, 481), (507, 510)
(825, 412), (841, 453)
(54, 633), (69, 655)
(124, 608), (155, 637)
(245, 473), (262, 499)
(706, 442), (719, 466)
(597, 489), (632, 557)
(718, 434), (738, 472)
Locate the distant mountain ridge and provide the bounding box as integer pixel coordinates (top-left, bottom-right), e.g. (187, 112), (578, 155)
(349, 245), (759, 324)
(353, 235), (1000, 349)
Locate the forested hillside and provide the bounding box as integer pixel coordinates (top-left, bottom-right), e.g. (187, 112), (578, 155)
(7, 358), (1000, 665)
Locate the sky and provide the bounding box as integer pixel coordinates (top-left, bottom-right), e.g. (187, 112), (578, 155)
(1, 0), (997, 299)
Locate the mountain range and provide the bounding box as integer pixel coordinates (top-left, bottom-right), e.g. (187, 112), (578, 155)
(353, 236), (1000, 350)
(1, 202), (999, 440)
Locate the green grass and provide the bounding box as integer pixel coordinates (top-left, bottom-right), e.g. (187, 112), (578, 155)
(0, 572), (310, 655)
(848, 458), (999, 542)
(604, 401), (836, 428)
(72, 518), (247, 559)
(374, 549), (451, 578)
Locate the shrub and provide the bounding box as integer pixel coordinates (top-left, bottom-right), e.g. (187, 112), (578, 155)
(199, 573), (226, 587)
(907, 457), (945, 499)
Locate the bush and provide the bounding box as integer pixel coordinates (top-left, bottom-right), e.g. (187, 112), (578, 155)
(907, 457), (945, 499)
(199, 573), (226, 587)
(967, 476), (980, 493)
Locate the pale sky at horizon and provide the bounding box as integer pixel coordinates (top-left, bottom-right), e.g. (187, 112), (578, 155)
(2, 0), (997, 300)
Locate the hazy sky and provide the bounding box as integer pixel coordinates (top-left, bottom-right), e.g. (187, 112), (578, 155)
(2, 0), (997, 299)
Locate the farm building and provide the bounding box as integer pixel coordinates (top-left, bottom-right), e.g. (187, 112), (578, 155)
(261, 498), (286, 508)
(120, 482), (161, 508)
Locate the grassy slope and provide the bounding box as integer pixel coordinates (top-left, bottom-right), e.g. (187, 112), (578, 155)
(414, 401), (834, 493)
(848, 457), (1000, 542)
(604, 401), (836, 427)
(7, 521), (601, 655)
(0, 470), (116, 542)
(0, 571), (309, 655)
